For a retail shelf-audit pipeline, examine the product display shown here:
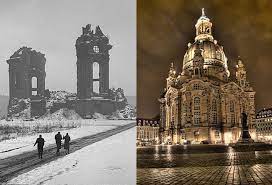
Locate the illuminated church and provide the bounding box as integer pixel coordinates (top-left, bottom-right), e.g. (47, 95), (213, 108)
(158, 9), (256, 144)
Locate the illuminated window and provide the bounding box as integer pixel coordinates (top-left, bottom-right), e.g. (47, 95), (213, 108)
(93, 46), (99, 53)
(230, 113), (235, 124)
(194, 112), (200, 125)
(194, 97), (200, 110)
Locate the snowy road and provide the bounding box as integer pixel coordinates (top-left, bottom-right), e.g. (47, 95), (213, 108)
(0, 122), (135, 183)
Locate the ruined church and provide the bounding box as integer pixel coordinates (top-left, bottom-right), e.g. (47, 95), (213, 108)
(6, 25), (128, 119)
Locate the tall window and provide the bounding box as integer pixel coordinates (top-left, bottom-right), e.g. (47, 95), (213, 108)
(211, 99), (217, 124)
(194, 111), (200, 125)
(194, 97), (201, 125)
(15, 72), (21, 89)
(230, 113), (235, 125)
(230, 101), (235, 125)
(93, 62), (99, 79)
(31, 77), (38, 96)
(230, 101), (235, 112)
(194, 97), (200, 110)
(92, 62), (100, 94)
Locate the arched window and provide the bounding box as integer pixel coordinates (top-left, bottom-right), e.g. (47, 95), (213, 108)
(31, 77), (38, 96)
(93, 62), (99, 79)
(194, 97), (200, 110)
(93, 62), (99, 94)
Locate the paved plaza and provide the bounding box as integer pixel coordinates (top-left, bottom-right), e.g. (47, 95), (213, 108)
(137, 145), (272, 185)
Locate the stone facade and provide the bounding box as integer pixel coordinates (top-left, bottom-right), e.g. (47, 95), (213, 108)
(137, 118), (160, 146)
(256, 108), (272, 143)
(75, 25), (128, 118)
(6, 47), (46, 118)
(76, 24), (112, 99)
(6, 47), (46, 99)
(159, 9), (256, 144)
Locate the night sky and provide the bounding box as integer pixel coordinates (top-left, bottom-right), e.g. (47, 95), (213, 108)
(137, 0), (272, 118)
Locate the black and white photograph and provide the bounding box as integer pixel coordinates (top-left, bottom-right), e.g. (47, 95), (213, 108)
(0, 0), (136, 184)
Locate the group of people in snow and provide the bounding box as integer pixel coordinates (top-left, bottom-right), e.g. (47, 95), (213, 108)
(34, 132), (71, 159)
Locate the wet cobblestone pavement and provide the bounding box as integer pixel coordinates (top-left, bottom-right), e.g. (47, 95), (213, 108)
(137, 145), (272, 185)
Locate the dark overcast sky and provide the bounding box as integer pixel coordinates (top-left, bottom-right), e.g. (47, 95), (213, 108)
(137, 0), (272, 118)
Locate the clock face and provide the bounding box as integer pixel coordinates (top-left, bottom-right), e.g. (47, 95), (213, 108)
(93, 46), (99, 53)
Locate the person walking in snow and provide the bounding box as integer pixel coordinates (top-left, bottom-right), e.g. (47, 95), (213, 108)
(55, 132), (62, 156)
(63, 133), (71, 154)
(34, 135), (45, 159)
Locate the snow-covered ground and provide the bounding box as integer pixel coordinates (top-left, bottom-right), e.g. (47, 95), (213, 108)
(8, 127), (136, 185)
(0, 120), (133, 159)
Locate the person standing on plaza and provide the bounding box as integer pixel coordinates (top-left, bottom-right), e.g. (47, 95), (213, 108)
(63, 133), (71, 154)
(55, 132), (62, 156)
(34, 135), (45, 159)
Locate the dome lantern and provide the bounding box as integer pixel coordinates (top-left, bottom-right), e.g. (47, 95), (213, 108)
(195, 8), (213, 42)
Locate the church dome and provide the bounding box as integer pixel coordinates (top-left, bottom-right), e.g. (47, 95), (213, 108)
(183, 40), (228, 70)
(182, 9), (230, 79)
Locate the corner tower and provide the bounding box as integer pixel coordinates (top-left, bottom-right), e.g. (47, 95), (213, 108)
(76, 24), (112, 99)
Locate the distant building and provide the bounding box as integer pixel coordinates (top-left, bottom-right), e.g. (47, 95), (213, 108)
(256, 108), (272, 143)
(137, 118), (160, 146)
(158, 9), (256, 145)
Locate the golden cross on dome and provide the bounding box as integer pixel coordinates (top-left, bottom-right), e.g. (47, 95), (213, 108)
(202, 8), (205, 16)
